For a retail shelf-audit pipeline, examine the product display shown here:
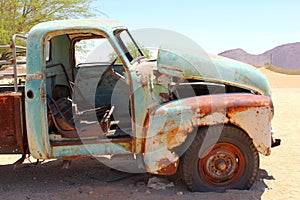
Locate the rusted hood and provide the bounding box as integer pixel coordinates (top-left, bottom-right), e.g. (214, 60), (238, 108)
(157, 47), (271, 96)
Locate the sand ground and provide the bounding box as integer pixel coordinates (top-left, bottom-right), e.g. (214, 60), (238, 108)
(0, 68), (299, 200)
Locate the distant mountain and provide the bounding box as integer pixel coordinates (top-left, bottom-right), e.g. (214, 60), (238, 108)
(219, 42), (300, 70)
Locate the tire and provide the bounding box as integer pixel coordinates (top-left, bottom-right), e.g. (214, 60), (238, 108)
(180, 125), (259, 192)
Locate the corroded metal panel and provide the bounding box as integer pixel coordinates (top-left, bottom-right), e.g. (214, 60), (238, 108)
(0, 93), (23, 146)
(144, 93), (273, 175)
(51, 138), (132, 159)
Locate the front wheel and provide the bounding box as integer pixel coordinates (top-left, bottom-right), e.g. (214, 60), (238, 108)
(180, 125), (259, 192)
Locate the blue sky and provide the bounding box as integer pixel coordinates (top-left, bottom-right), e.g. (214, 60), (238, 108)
(93, 0), (300, 55)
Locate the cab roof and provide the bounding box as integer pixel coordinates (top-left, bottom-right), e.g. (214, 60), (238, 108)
(29, 19), (126, 38)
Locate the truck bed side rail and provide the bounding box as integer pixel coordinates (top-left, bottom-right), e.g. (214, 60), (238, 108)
(0, 34), (27, 92)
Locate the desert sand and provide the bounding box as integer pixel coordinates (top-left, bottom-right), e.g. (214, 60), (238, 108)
(0, 68), (299, 200)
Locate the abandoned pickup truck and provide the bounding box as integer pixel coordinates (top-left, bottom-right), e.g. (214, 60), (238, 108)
(0, 19), (280, 192)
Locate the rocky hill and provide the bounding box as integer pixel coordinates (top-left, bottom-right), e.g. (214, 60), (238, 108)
(219, 42), (300, 70)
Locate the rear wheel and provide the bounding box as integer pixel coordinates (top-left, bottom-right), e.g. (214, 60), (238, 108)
(180, 125), (259, 192)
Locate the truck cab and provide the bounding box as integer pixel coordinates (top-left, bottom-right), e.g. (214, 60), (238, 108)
(0, 19), (280, 192)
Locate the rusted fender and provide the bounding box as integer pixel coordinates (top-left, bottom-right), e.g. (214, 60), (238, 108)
(143, 93), (273, 175)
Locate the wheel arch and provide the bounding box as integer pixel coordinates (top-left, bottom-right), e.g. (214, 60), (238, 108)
(143, 93), (272, 175)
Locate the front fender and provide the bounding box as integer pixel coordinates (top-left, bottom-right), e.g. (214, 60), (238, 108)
(143, 93), (273, 175)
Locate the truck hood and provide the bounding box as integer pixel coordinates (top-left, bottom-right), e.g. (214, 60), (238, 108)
(157, 47), (271, 96)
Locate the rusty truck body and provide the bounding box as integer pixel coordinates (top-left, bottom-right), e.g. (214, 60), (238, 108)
(0, 19), (280, 192)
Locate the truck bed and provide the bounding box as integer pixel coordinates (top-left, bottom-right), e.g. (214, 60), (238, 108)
(0, 91), (25, 153)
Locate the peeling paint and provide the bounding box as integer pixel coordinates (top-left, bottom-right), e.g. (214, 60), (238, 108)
(144, 93), (273, 174)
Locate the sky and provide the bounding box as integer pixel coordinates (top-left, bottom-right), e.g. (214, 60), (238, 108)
(92, 0), (300, 55)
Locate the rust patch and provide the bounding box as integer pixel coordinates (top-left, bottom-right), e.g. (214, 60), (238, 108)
(256, 143), (271, 156)
(0, 93), (23, 146)
(116, 140), (132, 151)
(135, 114), (150, 154)
(166, 127), (186, 150)
(159, 92), (170, 100)
(162, 93), (273, 115)
(26, 73), (43, 81)
(155, 157), (179, 175)
(153, 119), (187, 150)
(51, 137), (132, 147)
(145, 93), (273, 174)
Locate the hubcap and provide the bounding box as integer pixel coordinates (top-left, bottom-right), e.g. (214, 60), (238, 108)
(198, 142), (245, 188)
(215, 159), (227, 171)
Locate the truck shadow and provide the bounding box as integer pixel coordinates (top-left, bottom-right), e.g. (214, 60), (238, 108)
(0, 157), (273, 200)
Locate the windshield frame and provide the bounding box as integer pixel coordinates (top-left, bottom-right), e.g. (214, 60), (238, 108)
(113, 29), (144, 64)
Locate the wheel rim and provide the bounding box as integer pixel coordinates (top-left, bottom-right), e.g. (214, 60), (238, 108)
(198, 142), (245, 188)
